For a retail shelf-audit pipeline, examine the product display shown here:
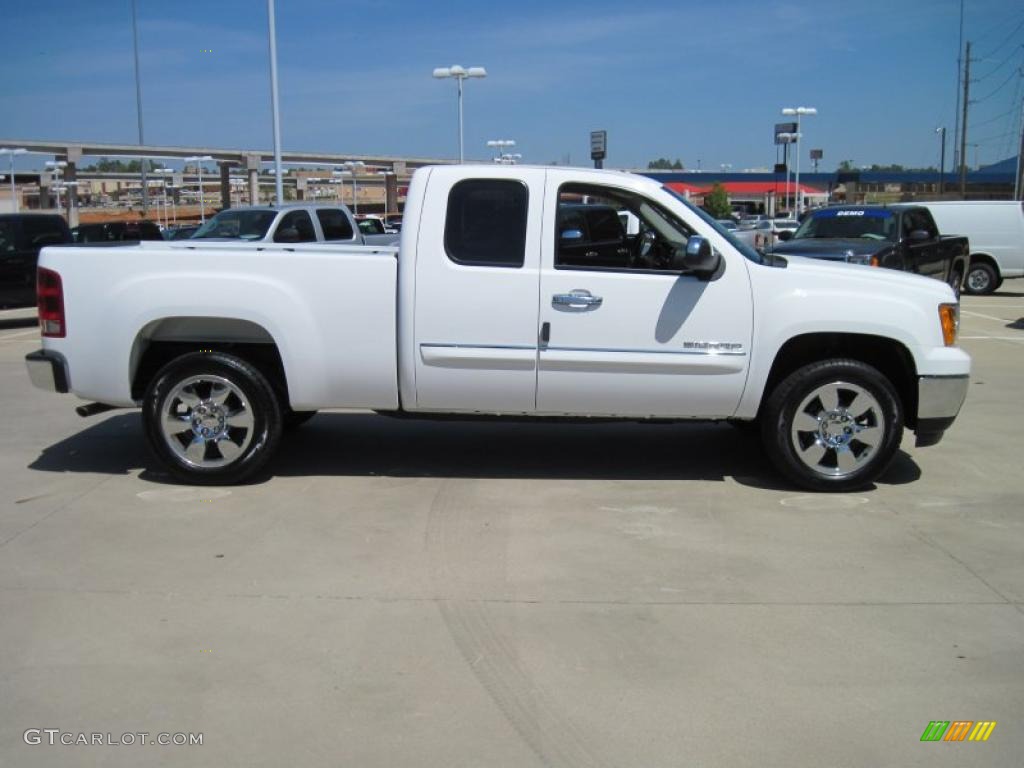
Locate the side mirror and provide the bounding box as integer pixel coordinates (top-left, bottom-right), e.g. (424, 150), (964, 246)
(560, 228), (583, 242)
(777, 230), (793, 242)
(274, 227), (300, 243)
(672, 235), (721, 275)
(908, 229), (931, 242)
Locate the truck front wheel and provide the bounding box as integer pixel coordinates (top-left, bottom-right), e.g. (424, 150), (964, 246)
(761, 359), (903, 492)
(143, 352), (283, 484)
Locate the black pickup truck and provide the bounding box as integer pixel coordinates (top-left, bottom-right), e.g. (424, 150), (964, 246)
(0, 213), (72, 308)
(770, 205), (968, 294)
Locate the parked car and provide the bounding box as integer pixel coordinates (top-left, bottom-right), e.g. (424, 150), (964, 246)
(771, 218), (799, 238)
(770, 205), (969, 293)
(165, 225), (201, 240)
(26, 164), (969, 491)
(0, 213), (72, 308)
(734, 219), (774, 250)
(191, 204), (400, 246)
(72, 220), (163, 243)
(716, 219), (738, 231)
(919, 201), (1024, 295)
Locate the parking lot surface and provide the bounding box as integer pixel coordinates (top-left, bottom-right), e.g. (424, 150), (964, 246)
(1, 295), (1022, 767)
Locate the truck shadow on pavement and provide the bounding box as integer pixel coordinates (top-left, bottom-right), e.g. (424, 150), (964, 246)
(28, 411), (921, 490)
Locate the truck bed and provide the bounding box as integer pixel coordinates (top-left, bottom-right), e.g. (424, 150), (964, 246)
(38, 240), (401, 410)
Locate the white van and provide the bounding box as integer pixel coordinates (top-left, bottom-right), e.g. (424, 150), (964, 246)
(921, 201), (1024, 294)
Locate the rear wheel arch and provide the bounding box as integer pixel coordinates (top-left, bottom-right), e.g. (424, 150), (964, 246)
(129, 317), (290, 405)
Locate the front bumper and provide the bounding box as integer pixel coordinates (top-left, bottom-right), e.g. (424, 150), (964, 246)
(915, 374), (969, 447)
(25, 349), (69, 393)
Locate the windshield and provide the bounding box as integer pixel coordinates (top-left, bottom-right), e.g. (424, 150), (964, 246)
(793, 209), (896, 241)
(192, 210), (277, 240)
(663, 187), (764, 263)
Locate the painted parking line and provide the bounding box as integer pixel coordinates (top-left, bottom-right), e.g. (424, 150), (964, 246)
(961, 335), (1024, 341)
(961, 309), (1020, 323)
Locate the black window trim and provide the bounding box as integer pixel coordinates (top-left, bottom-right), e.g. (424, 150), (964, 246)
(443, 178), (530, 269)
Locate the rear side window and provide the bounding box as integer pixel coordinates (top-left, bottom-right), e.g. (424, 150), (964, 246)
(20, 217), (69, 248)
(275, 210), (317, 242)
(317, 209), (355, 240)
(444, 179), (528, 267)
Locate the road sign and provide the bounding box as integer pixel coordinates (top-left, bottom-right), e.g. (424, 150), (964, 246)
(774, 122), (797, 144)
(773, 163), (787, 174)
(810, 148), (823, 160)
(590, 130), (607, 160)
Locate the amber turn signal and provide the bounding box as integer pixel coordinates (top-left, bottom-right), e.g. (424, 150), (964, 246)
(938, 303), (959, 346)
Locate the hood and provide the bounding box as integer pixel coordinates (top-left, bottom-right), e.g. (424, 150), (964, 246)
(778, 254), (956, 302)
(770, 237), (893, 261)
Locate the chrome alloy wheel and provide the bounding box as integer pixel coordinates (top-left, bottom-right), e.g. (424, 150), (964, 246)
(789, 381), (885, 478)
(966, 268), (990, 293)
(160, 375), (255, 468)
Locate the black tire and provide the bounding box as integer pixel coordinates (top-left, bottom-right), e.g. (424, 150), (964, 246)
(143, 351), (283, 484)
(948, 266), (963, 300)
(964, 261), (997, 295)
(761, 359), (903, 492)
(283, 410), (318, 430)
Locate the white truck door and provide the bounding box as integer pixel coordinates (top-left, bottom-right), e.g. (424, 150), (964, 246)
(412, 168), (546, 413)
(536, 178), (753, 417)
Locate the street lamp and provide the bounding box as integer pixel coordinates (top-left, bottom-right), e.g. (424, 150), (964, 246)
(781, 106), (817, 215)
(776, 132), (799, 214)
(433, 65), (487, 163)
(334, 161), (366, 212)
(154, 168), (174, 228)
(45, 160), (68, 212)
(935, 127), (946, 195)
(184, 155), (213, 223)
(0, 148), (27, 212)
(487, 139), (516, 164)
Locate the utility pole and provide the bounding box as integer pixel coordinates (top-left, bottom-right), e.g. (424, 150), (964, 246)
(1015, 100), (1024, 201)
(958, 41), (971, 197)
(952, 0), (964, 173)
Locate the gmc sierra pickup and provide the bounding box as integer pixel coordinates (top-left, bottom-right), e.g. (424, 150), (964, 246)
(771, 204), (969, 295)
(26, 165), (970, 491)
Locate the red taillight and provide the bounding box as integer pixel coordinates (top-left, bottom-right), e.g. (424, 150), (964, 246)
(37, 268), (65, 338)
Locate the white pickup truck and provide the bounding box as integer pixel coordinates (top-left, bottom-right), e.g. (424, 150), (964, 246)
(26, 165), (970, 491)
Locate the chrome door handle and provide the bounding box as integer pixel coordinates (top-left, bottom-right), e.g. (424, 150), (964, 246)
(552, 289), (603, 311)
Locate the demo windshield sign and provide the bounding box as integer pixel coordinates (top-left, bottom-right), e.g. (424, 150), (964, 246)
(795, 208), (896, 241)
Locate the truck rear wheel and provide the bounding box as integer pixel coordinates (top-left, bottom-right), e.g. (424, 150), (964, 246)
(761, 359), (903, 492)
(143, 352), (283, 484)
(964, 261), (997, 295)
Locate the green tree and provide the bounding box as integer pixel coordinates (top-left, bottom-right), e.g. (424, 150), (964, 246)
(648, 157), (683, 170)
(837, 159), (855, 171)
(704, 183), (731, 219)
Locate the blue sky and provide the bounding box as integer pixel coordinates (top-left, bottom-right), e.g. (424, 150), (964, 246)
(2, 0), (1023, 171)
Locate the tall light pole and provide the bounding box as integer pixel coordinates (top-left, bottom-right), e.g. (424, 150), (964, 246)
(337, 161), (365, 212)
(433, 65), (487, 163)
(782, 106), (817, 215)
(777, 132), (798, 213)
(935, 127), (946, 195)
(154, 168), (174, 228)
(0, 148), (27, 212)
(130, 0), (148, 213)
(267, 0), (284, 205)
(184, 155), (213, 223)
(45, 160), (67, 212)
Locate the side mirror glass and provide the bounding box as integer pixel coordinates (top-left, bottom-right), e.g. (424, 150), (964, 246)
(777, 230), (793, 242)
(275, 227), (300, 243)
(908, 229), (931, 242)
(560, 228), (583, 242)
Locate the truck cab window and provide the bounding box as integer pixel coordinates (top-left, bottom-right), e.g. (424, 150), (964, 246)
(444, 179), (528, 267)
(556, 183), (695, 272)
(317, 209), (355, 240)
(275, 210), (317, 243)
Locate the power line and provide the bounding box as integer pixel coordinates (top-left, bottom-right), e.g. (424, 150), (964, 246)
(975, 44), (1023, 81)
(972, 104), (1017, 129)
(972, 6), (1024, 46)
(972, 66), (1023, 103)
(977, 15), (1024, 60)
